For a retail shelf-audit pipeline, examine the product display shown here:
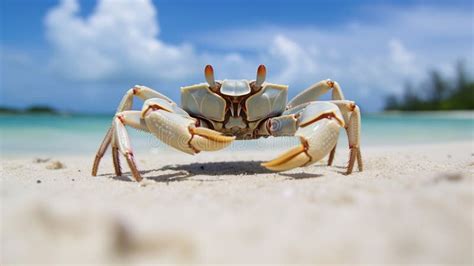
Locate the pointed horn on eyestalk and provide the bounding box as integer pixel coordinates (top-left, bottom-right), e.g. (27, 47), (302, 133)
(205, 65), (216, 88)
(255, 64), (266, 87)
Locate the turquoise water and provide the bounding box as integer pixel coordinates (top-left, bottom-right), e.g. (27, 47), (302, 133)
(1, 112), (473, 156)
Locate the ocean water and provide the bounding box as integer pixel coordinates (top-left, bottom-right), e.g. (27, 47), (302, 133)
(1, 112), (473, 156)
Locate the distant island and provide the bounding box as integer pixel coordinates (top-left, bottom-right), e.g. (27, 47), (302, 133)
(385, 61), (474, 111)
(0, 105), (59, 115)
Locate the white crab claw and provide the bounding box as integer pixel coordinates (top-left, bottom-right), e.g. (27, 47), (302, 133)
(261, 143), (309, 171)
(144, 110), (234, 154)
(262, 102), (344, 171)
(189, 127), (235, 152)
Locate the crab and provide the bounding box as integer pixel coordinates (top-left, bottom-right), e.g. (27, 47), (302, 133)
(92, 65), (363, 181)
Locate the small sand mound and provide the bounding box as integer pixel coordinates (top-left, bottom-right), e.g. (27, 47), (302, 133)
(46, 161), (66, 170)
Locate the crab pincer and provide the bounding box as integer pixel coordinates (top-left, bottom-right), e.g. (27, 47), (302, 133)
(262, 102), (345, 171)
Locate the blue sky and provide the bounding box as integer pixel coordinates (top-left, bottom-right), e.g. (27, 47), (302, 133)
(1, 0), (473, 113)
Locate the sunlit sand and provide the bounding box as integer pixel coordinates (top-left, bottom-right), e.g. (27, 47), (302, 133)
(1, 141), (472, 264)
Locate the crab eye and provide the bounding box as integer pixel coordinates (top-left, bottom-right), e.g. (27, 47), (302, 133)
(255, 64), (266, 87)
(205, 65), (216, 87)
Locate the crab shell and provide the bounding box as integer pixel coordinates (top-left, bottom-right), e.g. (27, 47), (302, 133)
(91, 65), (362, 182)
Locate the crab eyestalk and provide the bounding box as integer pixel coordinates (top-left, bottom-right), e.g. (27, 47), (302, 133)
(205, 65), (218, 91)
(255, 64), (266, 89)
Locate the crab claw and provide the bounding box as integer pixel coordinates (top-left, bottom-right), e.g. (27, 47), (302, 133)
(262, 102), (344, 171)
(261, 141), (310, 171)
(189, 127), (235, 152)
(144, 107), (234, 154)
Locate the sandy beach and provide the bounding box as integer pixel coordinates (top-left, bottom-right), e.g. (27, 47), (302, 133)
(1, 141), (473, 264)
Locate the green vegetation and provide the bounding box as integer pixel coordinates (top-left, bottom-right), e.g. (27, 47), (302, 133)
(385, 62), (474, 111)
(0, 105), (58, 114)
(24, 105), (57, 113)
(0, 106), (20, 114)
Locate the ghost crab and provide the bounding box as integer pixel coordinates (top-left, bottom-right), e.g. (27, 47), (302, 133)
(92, 65), (362, 181)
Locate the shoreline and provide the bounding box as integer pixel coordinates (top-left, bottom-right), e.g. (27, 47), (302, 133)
(380, 110), (474, 117)
(2, 138), (473, 158)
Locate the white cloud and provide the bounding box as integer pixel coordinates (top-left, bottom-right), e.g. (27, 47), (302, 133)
(387, 38), (421, 80)
(194, 6), (473, 98)
(267, 35), (319, 84)
(389, 39), (414, 67)
(42, 0), (473, 111)
(45, 0), (198, 81)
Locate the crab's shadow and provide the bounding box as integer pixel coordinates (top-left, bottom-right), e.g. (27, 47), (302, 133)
(107, 160), (324, 183)
(145, 160), (272, 182)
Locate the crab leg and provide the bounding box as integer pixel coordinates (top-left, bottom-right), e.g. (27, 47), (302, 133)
(110, 111), (149, 178)
(327, 143), (337, 166)
(262, 102), (345, 171)
(92, 126), (113, 176)
(116, 85), (174, 113)
(328, 100), (363, 173)
(112, 112), (144, 181)
(111, 138), (122, 177)
(93, 110), (148, 179)
(108, 111), (150, 181)
(92, 85), (174, 177)
(346, 105), (362, 174)
(287, 80), (345, 109)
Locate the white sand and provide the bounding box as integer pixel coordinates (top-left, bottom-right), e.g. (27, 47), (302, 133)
(1, 141), (473, 264)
